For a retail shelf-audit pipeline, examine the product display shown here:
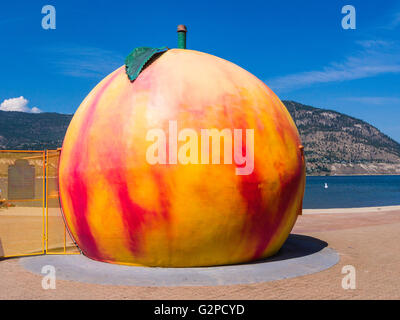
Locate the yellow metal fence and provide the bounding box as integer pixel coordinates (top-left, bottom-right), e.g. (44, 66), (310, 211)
(0, 150), (80, 258)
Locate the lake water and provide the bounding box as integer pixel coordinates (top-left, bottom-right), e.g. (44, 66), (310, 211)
(303, 175), (400, 209)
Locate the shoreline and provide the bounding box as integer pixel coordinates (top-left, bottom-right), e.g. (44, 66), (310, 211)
(303, 205), (400, 214)
(2, 205), (400, 217)
(306, 174), (400, 177)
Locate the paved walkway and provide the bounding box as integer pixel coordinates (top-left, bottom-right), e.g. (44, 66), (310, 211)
(1, 207), (400, 299)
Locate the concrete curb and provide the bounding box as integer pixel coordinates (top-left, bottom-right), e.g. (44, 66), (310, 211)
(20, 234), (339, 287)
(303, 205), (400, 214)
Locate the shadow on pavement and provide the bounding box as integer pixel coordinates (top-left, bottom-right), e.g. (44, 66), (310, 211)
(250, 234), (328, 264)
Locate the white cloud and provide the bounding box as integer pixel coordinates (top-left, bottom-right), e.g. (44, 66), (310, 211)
(31, 107), (42, 114)
(41, 44), (124, 78)
(355, 40), (394, 48)
(382, 12), (400, 30)
(267, 40), (400, 92)
(392, 13), (400, 28)
(0, 96), (42, 113)
(342, 96), (400, 105)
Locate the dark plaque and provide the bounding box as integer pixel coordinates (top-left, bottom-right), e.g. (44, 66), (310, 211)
(8, 159), (35, 200)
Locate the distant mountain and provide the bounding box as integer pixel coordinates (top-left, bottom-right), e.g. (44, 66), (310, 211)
(1, 101), (400, 175)
(0, 110), (72, 150)
(283, 101), (400, 175)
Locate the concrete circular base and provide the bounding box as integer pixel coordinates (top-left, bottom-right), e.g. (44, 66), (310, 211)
(20, 234), (339, 286)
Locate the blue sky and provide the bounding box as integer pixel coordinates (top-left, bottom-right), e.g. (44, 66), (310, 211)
(0, 0), (400, 141)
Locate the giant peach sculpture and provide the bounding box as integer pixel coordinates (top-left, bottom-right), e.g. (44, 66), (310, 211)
(58, 26), (306, 267)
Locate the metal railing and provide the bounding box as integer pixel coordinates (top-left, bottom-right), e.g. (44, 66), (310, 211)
(0, 150), (80, 258)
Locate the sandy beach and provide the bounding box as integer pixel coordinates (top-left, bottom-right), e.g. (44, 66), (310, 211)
(0, 205), (399, 300)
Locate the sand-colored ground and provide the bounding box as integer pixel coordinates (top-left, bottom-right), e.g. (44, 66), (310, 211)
(0, 206), (79, 256)
(0, 206), (400, 300)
